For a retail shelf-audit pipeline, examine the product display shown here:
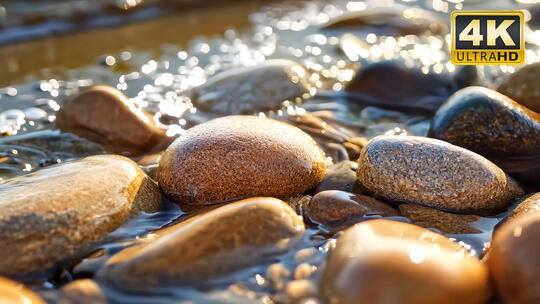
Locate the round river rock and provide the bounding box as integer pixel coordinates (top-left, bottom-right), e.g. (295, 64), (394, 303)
(0, 276), (46, 304)
(488, 211), (540, 304)
(97, 197), (305, 290)
(0, 155), (161, 279)
(497, 61), (540, 113)
(158, 115), (327, 204)
(356, 135), (523, 214)
(320, 219), (490, 304)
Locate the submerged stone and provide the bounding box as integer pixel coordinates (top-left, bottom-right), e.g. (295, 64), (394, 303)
(0, 155), (161, 279)
(399, 204), (481, 234)
(97, 198), (305, 290)
(158, 115), (327, 204)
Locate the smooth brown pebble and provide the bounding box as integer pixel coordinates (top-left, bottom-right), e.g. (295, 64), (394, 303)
(320, 219), (490, 304)
(313, 161), (360, 194)
(399, 204), (481, 234)
(60, 279), (107, 304)
(56, 85), (172, 156)
(0, 155), (161, 279)
(357, 135), (523, 214)
(97, 197), (304, 290)
(158, 115), (327, 204)
(498, 192), (540, 228)
(307, 190), (398, 229)
(488, 212), (540, 304)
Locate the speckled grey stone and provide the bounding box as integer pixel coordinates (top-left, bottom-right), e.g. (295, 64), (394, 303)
(357, 136), (523, 214)
(0, 155), (161, 280)
(97, 197), (304, 290)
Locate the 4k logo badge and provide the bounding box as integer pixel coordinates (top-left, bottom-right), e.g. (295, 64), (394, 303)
(451, 11), (524, 65)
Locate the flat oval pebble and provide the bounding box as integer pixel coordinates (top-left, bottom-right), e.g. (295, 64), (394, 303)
(56, 85), (172, 156)
(0, 276), (45, 304)
(488, 212), (540, 304)
(187, 59), (311, 114)
(97, 197), (305, 290)
(429, 87), (540, 184)
(497, 62), (540, 113)
(158, 115), (327, 204)
(356, 135), (523, 214)
(345, 61), (456, 113)
(320, 219), (490, 304)
(306, 190), (398, 229)
(0, 155), (161, 279)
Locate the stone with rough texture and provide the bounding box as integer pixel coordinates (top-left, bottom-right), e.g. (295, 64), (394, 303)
(0, 155), (161, 279)
(97, 197), (305, 290)
(320, 219), (490, 304)
(497, 62), (540, 113)
(158, 115), (327, 204)
(0, 276), (45, 304)
(488, 212), (540, 304)
(188, 59), (311, 114)
(306, 190), (398, 229)
(56, 85), (172, 156)
(399, 204), (481, 234)
(357, 135), (523, 214)
(429, 87), (540, 185)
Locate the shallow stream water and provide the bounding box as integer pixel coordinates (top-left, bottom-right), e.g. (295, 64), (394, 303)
(1, 0), (539, 303)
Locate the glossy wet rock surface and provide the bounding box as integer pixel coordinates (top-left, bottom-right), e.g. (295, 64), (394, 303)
(187, 59), (311, 114)
(356, 135), (523, 214)
(56, 85), (172, 156)
(0, 155), (161, 279)
(399, 204), (481, 234)
(320, 219), (490, 304)
(97, 197), (304, 290)
(306, 190), (398, 229)
(429, 87), (540, 185)
(488, 212), (540, 304)
(0, 276), (46, 304)
(158, 115), (327, 204)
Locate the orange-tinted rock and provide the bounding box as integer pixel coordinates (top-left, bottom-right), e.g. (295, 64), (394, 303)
(488, 212), (540, 304)
(0, 155), (161, 279)
(357, 135), (523, 214)
(97, 198), (304, 290)
(158, 115), (327, 204)
(56, 85), (172, 156)
(306, 190), (398, 229)
(0, 276), (45, 304)
(320, 220), (490, 304)
(399, 204), (481, 234)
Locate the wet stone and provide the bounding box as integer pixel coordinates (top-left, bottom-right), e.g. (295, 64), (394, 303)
(399, 204), (481, 234)
(429, 86), (540, 185)
(500, 192), (540, 226)
(356, 135), (523, 214)
(320, 219), (490, 304)
(323, 6), (448, 36)
(488, 211), (540, 304)
(0, 276), (46, 304)
(313, 161), (359, 194)
(306, 190), (398, 229)
(97, 197), (305, 290)
(158, 115), (327, 204)
(497, 62), (540, 113)
(187, 59), (311, 114)
(0, 155), (161, 280)
(345, 61), (457, 113)
(56, 85), (172, 156)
